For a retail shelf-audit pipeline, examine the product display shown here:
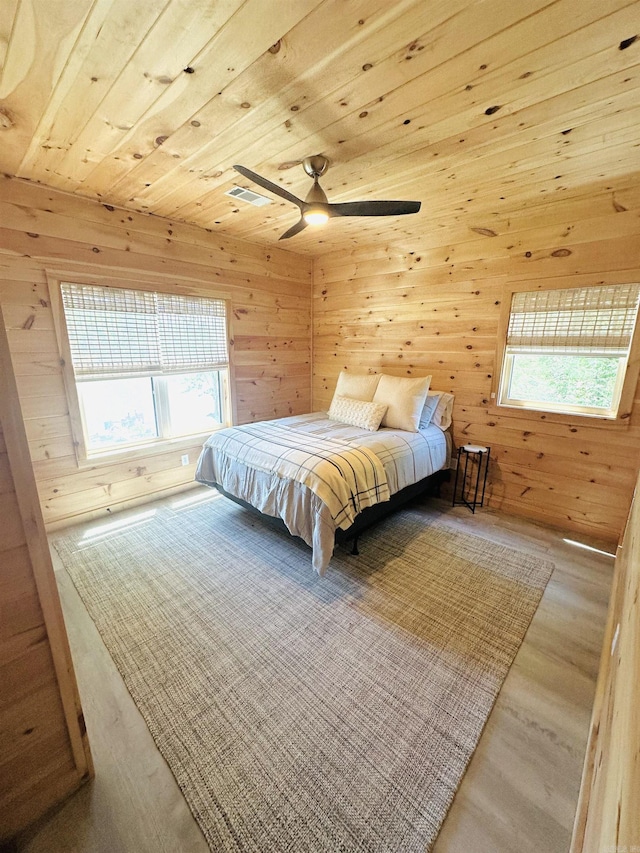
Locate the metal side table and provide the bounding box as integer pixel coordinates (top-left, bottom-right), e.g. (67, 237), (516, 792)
(452, 444), (490, 513)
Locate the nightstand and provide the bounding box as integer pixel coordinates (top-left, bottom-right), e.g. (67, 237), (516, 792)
(452, 444), (490, 513)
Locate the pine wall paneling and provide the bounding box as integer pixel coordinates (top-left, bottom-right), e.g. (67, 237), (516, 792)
(0, 308), (92, 841)
(0, 177), (312, 528)
(571, 469), (640, 851)
(312, 190), (640, 543)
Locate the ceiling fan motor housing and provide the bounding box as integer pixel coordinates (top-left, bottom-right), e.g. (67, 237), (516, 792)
(303, 155), (329, 178)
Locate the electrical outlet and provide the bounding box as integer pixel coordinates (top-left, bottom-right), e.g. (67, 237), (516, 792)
(181, 454), (189, 466)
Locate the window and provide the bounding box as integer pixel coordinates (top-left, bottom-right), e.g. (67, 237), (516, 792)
(60, 282), (230, 454)
(497, 283), (640, 419)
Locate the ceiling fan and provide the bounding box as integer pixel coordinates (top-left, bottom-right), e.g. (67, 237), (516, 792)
(233, 155), (421, 240)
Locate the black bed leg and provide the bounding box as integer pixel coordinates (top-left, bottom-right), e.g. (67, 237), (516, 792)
(350, 536), (359, 556)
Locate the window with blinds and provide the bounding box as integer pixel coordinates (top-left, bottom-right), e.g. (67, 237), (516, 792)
(61, 283), (228, 378)
(498, 283), (640, 419)
(59, 282), (231, 454)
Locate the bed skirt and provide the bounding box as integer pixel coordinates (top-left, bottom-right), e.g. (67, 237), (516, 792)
(212, 467), (450, 558)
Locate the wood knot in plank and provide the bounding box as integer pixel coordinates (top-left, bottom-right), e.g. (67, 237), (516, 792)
(619, 35), (637, 50)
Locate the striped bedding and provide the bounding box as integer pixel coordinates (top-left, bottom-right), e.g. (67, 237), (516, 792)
(195, 412), (449, 575)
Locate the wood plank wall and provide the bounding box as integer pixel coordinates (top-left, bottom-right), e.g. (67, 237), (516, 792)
(570, 470), (640, 851)
(0, 177), (312, 528)
(0, 309), (92, 841)
(312, 186), (640, 542)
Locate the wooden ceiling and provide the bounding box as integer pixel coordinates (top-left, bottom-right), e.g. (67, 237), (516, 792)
(1, 0), (639, 256)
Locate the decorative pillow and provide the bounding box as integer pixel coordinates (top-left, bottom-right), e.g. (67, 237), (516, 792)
(328, 395), (387, 431)
(373, 374), (431, 432)
(333, 371), (381, 402)
(424, 390), (454, 429)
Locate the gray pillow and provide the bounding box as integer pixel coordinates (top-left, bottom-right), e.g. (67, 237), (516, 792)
(419, 393), (441, 428)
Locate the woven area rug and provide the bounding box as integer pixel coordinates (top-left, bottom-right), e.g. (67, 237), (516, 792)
(53, 491), (554, 853)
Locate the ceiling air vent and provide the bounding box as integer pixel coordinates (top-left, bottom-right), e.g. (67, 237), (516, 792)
(225, 186), (271, 207)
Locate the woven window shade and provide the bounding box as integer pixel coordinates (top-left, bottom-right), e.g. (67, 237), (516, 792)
(157, 293), (227, 374)
(506, 283), (640, 354)
(61, 283), (228, 378)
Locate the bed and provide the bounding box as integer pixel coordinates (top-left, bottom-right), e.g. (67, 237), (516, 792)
(195, 375), (453, 575)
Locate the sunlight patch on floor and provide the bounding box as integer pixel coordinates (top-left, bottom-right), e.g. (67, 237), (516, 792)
(169, 489), (221, 510)
(562, 538), (616, 558)
(81, 509), (158, 542)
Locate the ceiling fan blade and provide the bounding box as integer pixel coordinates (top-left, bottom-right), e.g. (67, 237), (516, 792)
(329, 200), (421, 217)
(233, 165), (303, 207)
(278, 218), (308, 240)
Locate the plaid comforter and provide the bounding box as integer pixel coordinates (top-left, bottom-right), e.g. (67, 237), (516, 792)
(200, 419), (390, 530)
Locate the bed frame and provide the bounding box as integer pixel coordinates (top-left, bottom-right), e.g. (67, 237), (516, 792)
(213, 467), (450, 557)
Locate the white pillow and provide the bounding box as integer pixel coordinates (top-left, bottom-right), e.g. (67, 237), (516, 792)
(328, 395), (387, 431)
(333, 371), (381, 402)
(373, 374), (431, 432)
(421, 390), (454, 429)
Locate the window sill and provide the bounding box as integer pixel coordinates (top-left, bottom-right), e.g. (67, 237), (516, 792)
(487, 400), (633, 429)
(75, 427), (228, 469)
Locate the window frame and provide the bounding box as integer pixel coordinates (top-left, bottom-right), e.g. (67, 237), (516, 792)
(47, 270), (236, 465)
(492, 279), (640, 425)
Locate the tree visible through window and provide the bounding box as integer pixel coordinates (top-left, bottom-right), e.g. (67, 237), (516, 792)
(506, 354), (620, 410)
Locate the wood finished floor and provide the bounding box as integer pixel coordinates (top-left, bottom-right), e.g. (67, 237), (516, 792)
(18, 492), (614, 853)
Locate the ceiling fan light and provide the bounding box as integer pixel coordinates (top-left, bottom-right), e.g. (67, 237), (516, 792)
(303, 208), (329, 226)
